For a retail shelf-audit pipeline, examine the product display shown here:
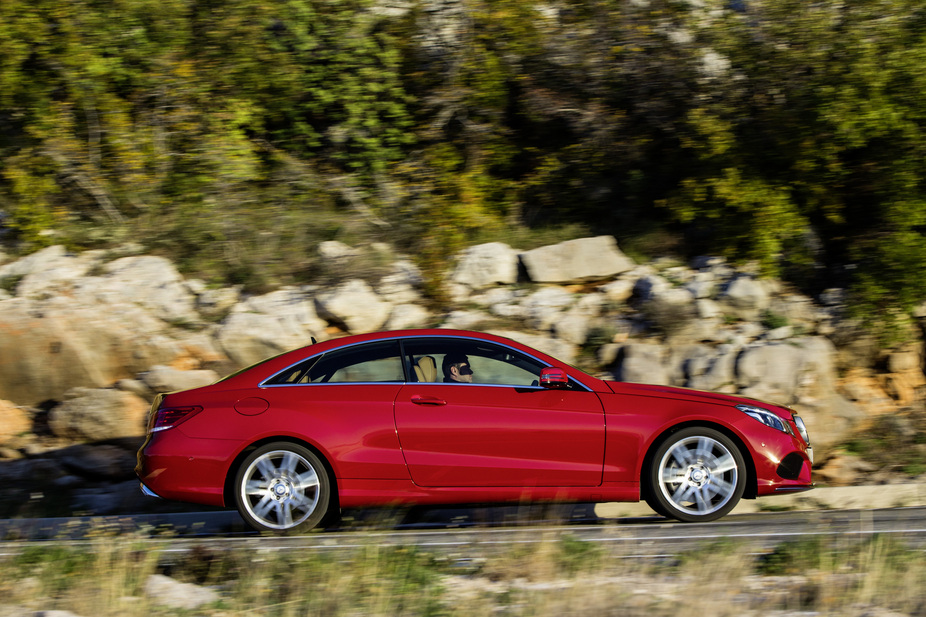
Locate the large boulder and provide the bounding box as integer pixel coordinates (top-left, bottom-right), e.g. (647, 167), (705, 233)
(451, 242), (520, 290)
(315, 279), (392, 334)
(47, 388), (149, 442)
(217, 287), (328, 367)
(520, 236), (635, 284)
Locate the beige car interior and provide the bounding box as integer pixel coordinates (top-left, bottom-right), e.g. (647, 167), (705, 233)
(414, 355), (438, 382)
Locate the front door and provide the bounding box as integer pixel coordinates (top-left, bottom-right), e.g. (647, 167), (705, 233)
(393, 337), (605, 487)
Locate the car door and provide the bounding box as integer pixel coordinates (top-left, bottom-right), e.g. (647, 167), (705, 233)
(393, 337), (605, 487)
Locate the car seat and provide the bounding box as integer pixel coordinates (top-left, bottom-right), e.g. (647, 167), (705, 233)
(414, 356), (438, 382)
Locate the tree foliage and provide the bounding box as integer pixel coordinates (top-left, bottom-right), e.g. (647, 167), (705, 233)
(1, 0), (926, 325)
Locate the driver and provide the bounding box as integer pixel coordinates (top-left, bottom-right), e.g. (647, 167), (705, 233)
(442, 352), (474, 383)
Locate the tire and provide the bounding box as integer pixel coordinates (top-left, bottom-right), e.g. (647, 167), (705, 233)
(234, 442), (334, 534)
(647, 427), (746, 523)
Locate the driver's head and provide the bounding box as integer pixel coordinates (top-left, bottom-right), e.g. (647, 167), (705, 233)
(442, 352), (473, 382)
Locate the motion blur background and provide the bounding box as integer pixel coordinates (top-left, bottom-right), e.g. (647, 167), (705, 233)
(2, 0), (925, 340)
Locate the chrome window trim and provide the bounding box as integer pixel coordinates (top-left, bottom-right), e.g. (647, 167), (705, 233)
(258, 334), (592, 392)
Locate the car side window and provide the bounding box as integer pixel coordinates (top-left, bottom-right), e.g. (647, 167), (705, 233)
(264, 340), (404, 384)
(403, 338), (547, 387)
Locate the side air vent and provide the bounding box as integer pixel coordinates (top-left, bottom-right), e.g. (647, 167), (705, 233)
(776, 452), (805, 480)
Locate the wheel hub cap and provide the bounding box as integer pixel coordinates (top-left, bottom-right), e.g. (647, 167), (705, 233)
(271, 479), (291, 500)
(688, 466), (709, 486)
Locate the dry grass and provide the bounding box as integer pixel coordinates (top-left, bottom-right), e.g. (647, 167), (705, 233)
(1, 528), (925, 616)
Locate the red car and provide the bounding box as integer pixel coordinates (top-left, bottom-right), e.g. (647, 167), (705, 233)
(136, 329), (813, 532)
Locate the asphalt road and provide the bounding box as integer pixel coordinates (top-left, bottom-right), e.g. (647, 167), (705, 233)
(2, 506), (926, 559)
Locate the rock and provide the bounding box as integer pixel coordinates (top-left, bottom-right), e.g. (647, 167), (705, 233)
(47, 388), (149, 442)
(0, 297), (188, 406)
(318, 240), (360, 260)
(145, 574), (221, 610)
(600, 279), (635, 304)
(684, 272), (716, 299)
(522, 286), (574, 331)
(815, 453), (877, 486)
(696, 298), (724, 320)
(736, 342), (807, 402)
(473, 288), (527, 319)
(315, 279), (392, 334)
(718, 275), (770, 320)
(613, 343), (669, 385)
(0, 245), (70, 280)
(632, 274), (671, 303)
(640, 286), (697, 336)
(520, 236), (635, 284)
(451, 242), (520, 290)
(217, 287), (328, 367)
(667, 344), (715, 386)
(441, 310), (492, 330)
(86, 255), (200, 324)
(57, 444), (138, 480)
(384, 304), (432, 330)
(140, 365), (219, 394)
(878, 371), (922, 405)
(0, 401), (31, 446)
(685, 345), (740, 393)
(12, 248), (102, 298)
(552, 295), (604, 345)
(114, 379), (156, 401)
(764, 325), (794, 341)
(377, 268), (422, 304)
(887, 348), (921, 373)
(554, 312), (594, 346)
(190, 282), (241, 318)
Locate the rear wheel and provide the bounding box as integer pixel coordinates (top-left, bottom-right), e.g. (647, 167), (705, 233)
(234, 442), (334, 533)
(647, 427), (745, 523)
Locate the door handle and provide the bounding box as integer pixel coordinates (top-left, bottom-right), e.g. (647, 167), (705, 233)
(411, 395), (447, 406)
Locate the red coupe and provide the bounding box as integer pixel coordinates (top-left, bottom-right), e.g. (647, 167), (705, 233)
(136, 329), (813, 532)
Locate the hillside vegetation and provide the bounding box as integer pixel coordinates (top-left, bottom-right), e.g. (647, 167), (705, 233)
(2, 0), (926, 335)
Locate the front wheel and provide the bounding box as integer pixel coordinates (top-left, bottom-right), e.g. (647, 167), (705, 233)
(648, 427), (746, 523)
(234, 442), (334, 533)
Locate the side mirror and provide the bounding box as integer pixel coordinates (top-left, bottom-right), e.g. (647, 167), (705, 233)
(539, 367), (569, 389)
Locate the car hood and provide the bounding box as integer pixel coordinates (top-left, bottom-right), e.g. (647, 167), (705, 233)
(604, 380), (793, 419)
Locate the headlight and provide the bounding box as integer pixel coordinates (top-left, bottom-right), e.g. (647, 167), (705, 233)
(736, 404), (792, 434)
(792, 414), (811, 445)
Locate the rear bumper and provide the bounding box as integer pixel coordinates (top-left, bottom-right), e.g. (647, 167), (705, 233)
(140, 483), (162, 499)
(135, 429), (240, 508)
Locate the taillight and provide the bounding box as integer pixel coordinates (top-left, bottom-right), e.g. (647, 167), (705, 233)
(150, 406), (203, 433)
